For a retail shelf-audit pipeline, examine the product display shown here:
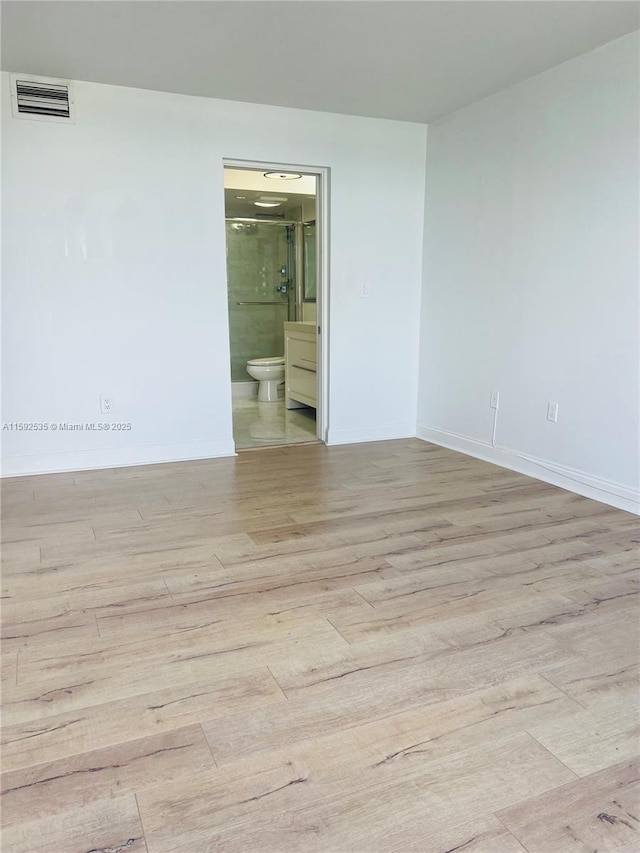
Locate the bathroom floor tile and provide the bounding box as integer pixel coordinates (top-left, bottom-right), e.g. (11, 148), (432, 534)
(232, 398), (318, 449)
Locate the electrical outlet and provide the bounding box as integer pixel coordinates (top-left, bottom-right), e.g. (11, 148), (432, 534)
(360, 283), (370, 298)
(547, 401), (558, 423)
(490, 390), (500, 410)
(100, 394), (113, 414)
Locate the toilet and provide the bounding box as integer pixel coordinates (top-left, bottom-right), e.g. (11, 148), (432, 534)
(246, 356), (285, 402)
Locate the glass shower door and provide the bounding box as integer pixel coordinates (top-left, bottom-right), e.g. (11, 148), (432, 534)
(225, 221), (291, 381)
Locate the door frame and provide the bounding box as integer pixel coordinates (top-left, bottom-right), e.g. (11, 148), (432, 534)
(222, 158), (330, 444)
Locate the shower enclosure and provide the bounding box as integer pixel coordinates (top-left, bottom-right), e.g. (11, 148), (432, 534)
(226, 219), (313, 383)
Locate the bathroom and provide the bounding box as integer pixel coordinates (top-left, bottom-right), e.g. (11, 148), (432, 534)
(224, 166), (319, 449)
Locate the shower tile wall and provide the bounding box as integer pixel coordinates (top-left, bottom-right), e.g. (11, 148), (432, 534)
(226, 222), (289, 381)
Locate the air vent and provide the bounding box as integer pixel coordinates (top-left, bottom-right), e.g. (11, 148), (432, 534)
(11, 74), (74, 123)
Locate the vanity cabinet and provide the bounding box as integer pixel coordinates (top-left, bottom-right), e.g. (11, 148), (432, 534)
(284, 322), (317, 409)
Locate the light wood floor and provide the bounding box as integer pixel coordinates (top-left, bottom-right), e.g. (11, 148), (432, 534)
(1, 439), (638, 853)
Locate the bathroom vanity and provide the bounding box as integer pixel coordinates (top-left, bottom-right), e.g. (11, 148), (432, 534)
(284, 322), (317, 409)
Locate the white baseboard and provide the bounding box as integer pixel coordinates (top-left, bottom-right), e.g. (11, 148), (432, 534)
(326, 422), (416, 446)
(232, 381), (258, 399)
(1, 439), (237, 478)
(417, 424), (640, 515)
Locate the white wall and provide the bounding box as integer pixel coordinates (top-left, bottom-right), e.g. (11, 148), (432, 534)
(1, 75), (427, 474)
(418, 32), (640, 513)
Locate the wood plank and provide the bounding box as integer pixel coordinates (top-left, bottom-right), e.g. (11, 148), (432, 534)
(139, 725), (573, 853)
(498, 758), (640, 853)
(204, 631), (575, 767)
(2, 668), (284, 771)
(1, 724), (213, 825)
(0, 792), (146, 853)
(527, 703), (640, 776)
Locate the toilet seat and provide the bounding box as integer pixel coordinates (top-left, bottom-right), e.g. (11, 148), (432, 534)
(247, 356), (284, 366)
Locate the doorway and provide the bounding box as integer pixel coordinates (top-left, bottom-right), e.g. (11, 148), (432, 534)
(223, 162), (327, 450)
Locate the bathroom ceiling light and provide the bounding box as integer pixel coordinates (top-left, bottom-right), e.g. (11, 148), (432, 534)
(264, 172), (302, 180)
(254, 195), (288, 208)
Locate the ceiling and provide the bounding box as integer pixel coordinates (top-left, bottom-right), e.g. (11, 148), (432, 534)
(2, 1), (638, 124)
(223, 187), (315, 220)
(224, 167), (316, 218)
